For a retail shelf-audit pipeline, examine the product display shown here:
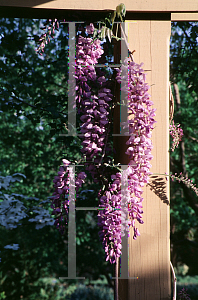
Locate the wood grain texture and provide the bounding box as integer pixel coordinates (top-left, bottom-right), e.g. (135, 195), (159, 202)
(0, 0), (198, 12)
(171, 13), (198, 21)
(128, 20), (171, 300)
(113, 20), (171, 300)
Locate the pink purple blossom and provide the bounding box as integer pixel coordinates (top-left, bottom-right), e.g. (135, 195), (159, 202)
(169, 120), (183, 151)
(75, 28), (113, 184)
(51, 159), (86, 234)
(97, 58), (156, 263)
(50, 24), (156, 265)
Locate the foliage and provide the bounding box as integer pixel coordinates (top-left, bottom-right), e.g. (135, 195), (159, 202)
(170, 22), (198, 95)
(169, 120), (183, 152)
(178, 287), (191, 300)
(177, 276), (198, 300)
(0, 17), (115, 299)
(170, 22), (198, 276)
(0, 292), (6, 300)
(68, 284), (113, 300)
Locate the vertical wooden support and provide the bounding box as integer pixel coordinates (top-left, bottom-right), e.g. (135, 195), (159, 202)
(113, 24), (129, 300)
(113, 20), (171, 300)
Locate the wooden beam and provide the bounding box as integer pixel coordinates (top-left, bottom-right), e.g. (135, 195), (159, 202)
(171, 13), (198, 21)
(0, 6), (171, 20)
(1, 2), (198, 22)
(0, 0), (198, 12)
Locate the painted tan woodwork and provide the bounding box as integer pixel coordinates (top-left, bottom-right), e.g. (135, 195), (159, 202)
(1, 0), (198, 13)
(112, 19), (171, 299)
(171, 13), (198, 21)
(127, 20), (171, 300)
(0, 1), (196, 299)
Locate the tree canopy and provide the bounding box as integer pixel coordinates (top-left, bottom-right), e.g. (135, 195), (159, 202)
(170, 21), (198, 276)
(0, 18), (114, 299)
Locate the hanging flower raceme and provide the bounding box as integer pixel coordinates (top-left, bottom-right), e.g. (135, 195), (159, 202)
(75, 27), (113, 184)
(120, 58), (156, 231)
(169, 120), (183, 151)
(97, 58), (156, 263)
(50, 24), (113, 234)
(48, 23), (156, 265)
(36, 19), (59, 55)
(98, 171), (130, 264)
(51, 159), (86, 235)
(79, 85), (113, 183)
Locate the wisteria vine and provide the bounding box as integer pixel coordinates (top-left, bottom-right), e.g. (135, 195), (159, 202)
(169, 120), (183, 152)
(47, 20), (192, 266)
(75, 32), (113, 184)
(33, 15), (196, 300)
(97, 58), (156, 263)
(49, 22), (156, 264)
(51, 159), (86, 234)
(35, 18), (59, 55)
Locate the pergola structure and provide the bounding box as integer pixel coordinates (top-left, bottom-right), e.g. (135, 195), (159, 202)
(1, 1), (198, 299)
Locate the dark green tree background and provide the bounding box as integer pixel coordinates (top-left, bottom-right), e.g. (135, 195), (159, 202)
(170, 22), (198, 276)
(0, 18), (114, 300)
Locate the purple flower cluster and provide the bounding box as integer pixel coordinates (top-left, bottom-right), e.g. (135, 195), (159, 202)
(51, 159), (86, 234)
(98, 172), (124, 264)
(36, 19), (59, 55)
(85, 23), (95, 35)
(122, 59), (156, 225)
(170, 172), (198, 196)
(116, 58), (156, 186)
(178, 288), (191, 300)
(169, 120), (183, 151)
(98, 58), (156, 263)
(49, 24), (156, 265)
(51, 24), (113, 235)
(75, 29), (113, 183)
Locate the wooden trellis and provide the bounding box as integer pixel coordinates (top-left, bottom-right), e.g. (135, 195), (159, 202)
(1, 1), (198, 299)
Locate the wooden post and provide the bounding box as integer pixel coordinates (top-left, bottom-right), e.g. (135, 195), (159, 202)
(112, 23), (129, 300)
(113, 19), (171, 299)
(127, 19), (171, 300)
